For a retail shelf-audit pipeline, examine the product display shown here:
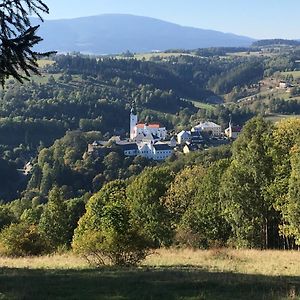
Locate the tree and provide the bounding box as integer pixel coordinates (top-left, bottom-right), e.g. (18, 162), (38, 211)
(278, 145), (300, 247)
(0, 222), (47, 256)
(126, 166), (174, 246)
(0, 206), (17, 230)
(268, 118), (300, 248)
(39, 186), (69, 250)
(72, 181), (150, 266)
(221, 117), (274, 248)
(163, 165), (206, 225)
(179, 160), (231, 248)
(0, 0), (52, 86)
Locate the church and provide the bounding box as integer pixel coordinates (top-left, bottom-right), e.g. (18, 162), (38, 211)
(130, 108), (167, 141)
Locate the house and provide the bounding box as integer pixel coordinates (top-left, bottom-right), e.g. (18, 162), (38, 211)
(279, 81), (289, 89)
(153, 143), (173, 160)
(183, 143), (200, 154)
(192, 121), (222, 136)
(169, 136), (177, 148)
(177, 130), (191, 144)
(117, 143), (139, 156)
(137, 142), (153, 159)
(190, 131), (203, 144)
(23, 162), (33, 175)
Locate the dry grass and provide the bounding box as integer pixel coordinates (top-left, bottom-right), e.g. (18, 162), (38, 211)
(145, 248), (300, 276)
(0, 253), (88, 269)
(1, 249), (300, 299)
(0, 248), (300, 277)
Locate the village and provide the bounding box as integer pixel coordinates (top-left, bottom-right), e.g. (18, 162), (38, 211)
(87, 108), (242, 161)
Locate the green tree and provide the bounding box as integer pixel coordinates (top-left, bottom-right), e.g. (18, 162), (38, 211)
(268, 118), (300, 248)
(279, 145), (300, 246)
(163, 165), (206, 225)
(179, 160), (231, 248)
(72, 180), (150, 266)
(0, 206), (17, 231)
(0, 222), (47, 256)
(39, 186), (69, 250)
(126, 166), (174, 246)
(221, 117), (274, 248)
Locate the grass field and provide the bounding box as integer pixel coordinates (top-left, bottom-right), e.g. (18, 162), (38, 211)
(0, 249), (300, 299)
(37, 59), (55, 68)
(113, 52), (197, 61)
(265, 114), (300, 122)
(188, 101), (215, 111)
(281, 71), (300, 79)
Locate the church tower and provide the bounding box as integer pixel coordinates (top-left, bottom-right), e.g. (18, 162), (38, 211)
(130, 107), (138, 140)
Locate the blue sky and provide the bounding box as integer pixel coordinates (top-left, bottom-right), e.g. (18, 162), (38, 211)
(44, 0), (300, 39)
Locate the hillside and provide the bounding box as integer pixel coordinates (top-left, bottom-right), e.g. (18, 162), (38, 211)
(34, 14), (254, 54)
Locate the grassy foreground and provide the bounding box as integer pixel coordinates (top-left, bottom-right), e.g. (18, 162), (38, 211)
(0, 249), (299, 299)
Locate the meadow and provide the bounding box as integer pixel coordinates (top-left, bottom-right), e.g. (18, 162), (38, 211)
(0, 249), (300, 299)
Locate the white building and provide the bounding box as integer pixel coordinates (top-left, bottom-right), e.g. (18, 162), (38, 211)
(130, 108), (138, 140)
(116, 140), (173, 161)
(152, 143), (173, 160)
(225, 122), (242, 139)
(177, 130), (191, 145)
(130, 109), (167, 140)
(192, 121), (222, 136)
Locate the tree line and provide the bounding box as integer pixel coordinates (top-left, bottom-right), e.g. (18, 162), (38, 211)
(1, 117), (300, 265)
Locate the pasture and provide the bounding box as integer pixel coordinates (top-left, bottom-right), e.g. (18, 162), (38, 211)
(0, 249), (299, 299)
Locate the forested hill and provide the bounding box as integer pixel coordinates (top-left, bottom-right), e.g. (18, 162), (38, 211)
(252, 39), (300, 47)
(34, 14), (254, 54)
(0, 47), (299, 201)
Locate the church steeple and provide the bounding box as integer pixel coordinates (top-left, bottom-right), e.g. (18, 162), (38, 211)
(130, 103), (138, 140)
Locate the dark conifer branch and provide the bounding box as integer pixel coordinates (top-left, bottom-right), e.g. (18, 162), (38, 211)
(0, 0), (53, 86)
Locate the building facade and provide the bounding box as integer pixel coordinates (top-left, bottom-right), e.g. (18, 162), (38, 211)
(192, 121), (222, 136)
(130, 110), (167, 140)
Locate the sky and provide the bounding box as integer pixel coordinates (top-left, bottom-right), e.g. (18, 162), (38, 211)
(44, 0), (300, 39)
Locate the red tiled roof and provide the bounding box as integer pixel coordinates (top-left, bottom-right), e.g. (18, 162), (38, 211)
(136, 123), (161, 129)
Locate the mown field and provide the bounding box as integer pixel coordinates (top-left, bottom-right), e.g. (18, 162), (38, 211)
(0, 249), (300, 299)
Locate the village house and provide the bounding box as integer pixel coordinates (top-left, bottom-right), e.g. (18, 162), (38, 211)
(192, 121), (222, 136)
(177, 130), (191, 144)
(278, 81), (292, 89)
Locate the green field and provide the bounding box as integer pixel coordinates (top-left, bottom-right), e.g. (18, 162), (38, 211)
(265, 114), (300, 122)
(0, 249), (300, 299)
(37, 59), (55, 68)
(281, 71), (300, 79)
(188, 100), (215, 110)
(113, 52), (196, 61)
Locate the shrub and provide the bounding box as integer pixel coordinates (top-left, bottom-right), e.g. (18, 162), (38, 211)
(0, 223), (48, 256)
(72, 180), (151, 266)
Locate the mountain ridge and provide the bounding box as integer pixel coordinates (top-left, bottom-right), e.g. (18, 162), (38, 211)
(34, 14), (255, 54)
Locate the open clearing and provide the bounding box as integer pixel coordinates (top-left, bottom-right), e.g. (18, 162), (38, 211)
(281, 71), (300, 79)
(0, 249), (300, 299)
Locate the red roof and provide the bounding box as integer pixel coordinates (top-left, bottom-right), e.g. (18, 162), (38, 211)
(136, 123), (161, 129)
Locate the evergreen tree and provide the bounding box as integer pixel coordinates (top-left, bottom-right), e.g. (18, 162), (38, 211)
(0, 0), (52, 86)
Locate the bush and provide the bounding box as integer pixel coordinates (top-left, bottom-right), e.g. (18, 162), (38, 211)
(72, 181), (151, 266)
(0, 223), (48, 256)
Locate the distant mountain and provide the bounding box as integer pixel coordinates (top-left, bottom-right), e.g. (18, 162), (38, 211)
(33, 14), (255, 54)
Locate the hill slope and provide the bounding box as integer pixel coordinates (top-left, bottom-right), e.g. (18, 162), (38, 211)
(35, 14), (254, 54)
